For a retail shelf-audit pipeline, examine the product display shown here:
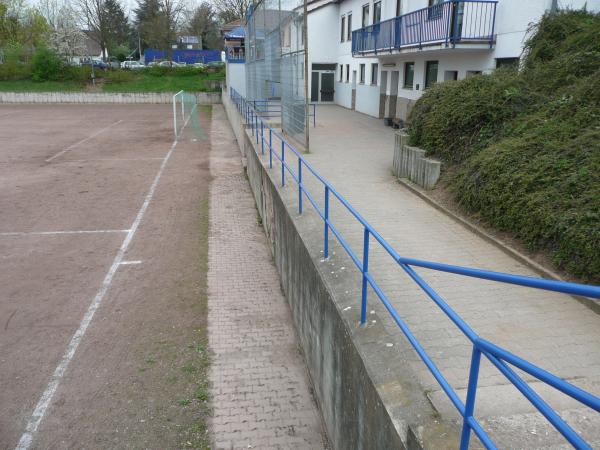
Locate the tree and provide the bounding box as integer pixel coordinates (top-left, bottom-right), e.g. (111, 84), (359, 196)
(0, 0), (48, 49)
(39, 0), (86, 62)
(212, 0), (250, 24)
(77, 0), (110, 59)
(134, 0), (184, 61)
(103, 0), (131, 55)
(134, 0), (164, 51)
(186, 2), (220, 49)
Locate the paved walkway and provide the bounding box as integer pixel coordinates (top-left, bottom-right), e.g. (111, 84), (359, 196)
(207, 105), (326, 449)
(287, 105), (600, 442)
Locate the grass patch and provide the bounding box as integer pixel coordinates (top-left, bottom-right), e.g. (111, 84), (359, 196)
(408, 10), (600, 282)
(0, 67), (224, 93)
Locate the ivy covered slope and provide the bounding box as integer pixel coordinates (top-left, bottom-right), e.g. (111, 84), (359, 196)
(408, 10), (600, 283)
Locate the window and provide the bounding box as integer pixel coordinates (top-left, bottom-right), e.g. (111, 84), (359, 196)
(425, 60), (438, 88)
(373, 1), (381, 24)
(339, 65), (344, 82)
(346, 64), (350, 82)
(403, 62), (414, 89)
(362, 4), (369, 28)
(371, 63), (378, 85)
(444, 70), (458, 81)
(427, 0), (443, 20)
(396, 0), (402, 17)
(341, 15), (346, 42)
(496, 57), (519, 69)
(347, 13), (352, 41)
(359, 64), (365, 83)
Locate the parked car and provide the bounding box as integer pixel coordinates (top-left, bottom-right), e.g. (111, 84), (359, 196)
(81, 58), (109, 70)
(107, 57), (120, 69)
(157, 60), (186, 67)
(192, 62), (207, 69)
(121, 60), (145, 70)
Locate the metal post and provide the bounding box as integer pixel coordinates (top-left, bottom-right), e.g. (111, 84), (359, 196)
(281, 141), (285, 186)
(460, 346), (482, 449)
(269, 129), (273, 168)
(173, 95), (177, 138)
(361, 227), (370, 324)
(324, 186), (329, 258)
(261, 121), (264, 155)
(298, 159), (303, 214)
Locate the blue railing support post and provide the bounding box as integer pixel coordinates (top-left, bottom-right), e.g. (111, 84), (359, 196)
(260, 120), (264, 155)
(281, 141), (285, 187)
(269, 128), (273, 168)
(298, 159), (303, 214)
(255, 114), (259, 144)
(324, 186), (329, 258)
(460, 346), (482, 449)
(361, 227), (370, 324)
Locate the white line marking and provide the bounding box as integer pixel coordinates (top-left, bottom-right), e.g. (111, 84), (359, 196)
(59, 158), (165, 163)
(0, 229), (129, 237)
(45, 120), (123, 163)
(15, 107), (195, 450)
(119, 260), (142, 265)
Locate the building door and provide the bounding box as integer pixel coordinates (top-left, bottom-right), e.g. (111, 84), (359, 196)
(320, 73), (335, 102)
(311, 72), (319, 102)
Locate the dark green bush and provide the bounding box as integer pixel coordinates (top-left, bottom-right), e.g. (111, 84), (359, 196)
(64, 65), (92, 83)
(0, 44), (32, 80)
(31, 46), (63, 81)
(407, 10), (600, 282)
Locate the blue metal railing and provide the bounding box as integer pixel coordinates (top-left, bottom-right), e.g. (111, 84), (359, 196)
(249, 99), (317, 128)
(225, 46), (245, 63)
(352, 0), (497, 55)
(228, 87), (600, 449)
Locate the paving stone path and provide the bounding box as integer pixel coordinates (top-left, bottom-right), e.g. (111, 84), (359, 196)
(207, 105), (326, 449)
(264, 105), (600, 445)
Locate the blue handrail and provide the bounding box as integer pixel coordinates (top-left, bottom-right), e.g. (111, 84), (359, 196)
(351, 0), (497, 55)
(229, 86), (600, 449)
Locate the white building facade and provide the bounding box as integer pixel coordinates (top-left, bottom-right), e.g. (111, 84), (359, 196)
(305, 0), (600, 121)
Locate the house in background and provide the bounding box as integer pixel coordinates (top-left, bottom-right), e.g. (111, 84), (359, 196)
(175, 35), (203, 50)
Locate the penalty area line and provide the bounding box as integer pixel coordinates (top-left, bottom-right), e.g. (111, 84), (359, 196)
(15, 111), (192, 450)
(45, 120), (124, 163)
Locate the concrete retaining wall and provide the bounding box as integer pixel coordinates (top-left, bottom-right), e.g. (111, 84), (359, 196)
(0, 91), (221, 104)
(393, 132), (441, 190)
(222, 92), (458, 450)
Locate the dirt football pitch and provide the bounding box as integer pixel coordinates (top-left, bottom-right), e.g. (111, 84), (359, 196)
(0, 104), (212, 449)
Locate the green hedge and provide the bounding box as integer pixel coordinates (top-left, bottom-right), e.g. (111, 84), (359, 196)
(408, 10), (600, 282)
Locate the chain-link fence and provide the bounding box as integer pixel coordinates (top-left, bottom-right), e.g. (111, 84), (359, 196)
(246, 0), (308, 147)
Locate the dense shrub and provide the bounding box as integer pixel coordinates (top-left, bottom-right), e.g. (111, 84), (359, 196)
(408, 10), (600, 282)
(64, 65), (92, 83)
(0, 44), (32, 80)
(31, 46), (63, 81)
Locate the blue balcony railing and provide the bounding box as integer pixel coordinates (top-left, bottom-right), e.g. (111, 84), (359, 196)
(228, 86), (600, 450)
(352, 0), (497, 55)
(225, 46), (245, 63)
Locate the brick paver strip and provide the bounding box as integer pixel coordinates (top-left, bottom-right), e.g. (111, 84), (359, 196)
(208, 105), (326, 449)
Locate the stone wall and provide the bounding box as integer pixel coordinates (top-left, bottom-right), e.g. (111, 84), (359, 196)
(393, 132), (441, 190)
(0, 91), (221, 104)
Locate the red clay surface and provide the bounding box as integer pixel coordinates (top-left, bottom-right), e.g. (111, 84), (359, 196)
(0, 104), (211, 448)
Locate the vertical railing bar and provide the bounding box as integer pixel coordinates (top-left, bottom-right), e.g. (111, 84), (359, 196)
(298, 158), (303, 214)
(281, 140), (285, 187)
(361, 227), (370, 324)
(260, 120), (264, 155)
(460, 347), (482, 449)
(324, 186), (329, 258)
(269, 128), (273, 168)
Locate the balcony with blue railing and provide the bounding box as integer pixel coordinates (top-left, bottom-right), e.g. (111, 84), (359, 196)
(352, 0), (497, 56)
(225, 46), (245, 63)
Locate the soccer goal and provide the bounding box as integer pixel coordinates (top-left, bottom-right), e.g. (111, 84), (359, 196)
(172, 90), (198, 138)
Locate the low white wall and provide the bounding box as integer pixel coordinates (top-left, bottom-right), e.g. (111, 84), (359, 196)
(355, 83), (380, 117)
(0, 91), (221, 104)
